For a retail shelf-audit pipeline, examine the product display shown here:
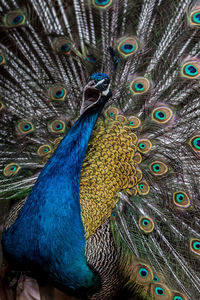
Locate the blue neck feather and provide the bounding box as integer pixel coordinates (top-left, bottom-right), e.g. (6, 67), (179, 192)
(2, 104), (104, 293)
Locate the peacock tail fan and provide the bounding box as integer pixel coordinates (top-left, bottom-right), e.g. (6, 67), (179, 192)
(0, 0), (200, 299)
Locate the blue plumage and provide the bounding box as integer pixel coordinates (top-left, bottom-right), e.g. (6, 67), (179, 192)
(2, 75), (111, 293)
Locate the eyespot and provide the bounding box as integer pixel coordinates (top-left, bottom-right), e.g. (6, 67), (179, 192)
(105, 107), (119, 120)
(189, 135), (200, 153)
(139, 216), (154, 233)
(117, 37), (139, 58)
(152, 107), (173, 124)
(181, 60), (200, 79)
(17, 120), (34, 135)
(153, 276), (159, 282)
(135, 167), (143, 184)
(49, 120), (65, 133)
(48, 85), (67, 101)
(132, 263), (153, 284)
(3, 11), (26, 27)
(171, 291), (187, 300)
(54, 37), (72, 55)
(0, 54), (5, 65)
(189, 7), (200, 27)
(37, 145), (52, 157)
(133, 152), (142, 164)
(0, 101), (4, 111)
(173, 191), (191, 208)
(137, 181), (150, 195)
(3, 163), (20, 177)
(128, 116), (141, 129)
(130, 77), (151, 95)
(150, 161), (168, 176)
(150, 283), (171, 299)
(137, 139), (152, 154)
(190, 238), (200, 256)
(87, 54), (97, 63)
(116, 115), (127, 123)
(92, 0), (113, 9)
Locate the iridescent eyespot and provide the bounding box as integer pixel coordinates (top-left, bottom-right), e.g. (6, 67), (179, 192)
(189, 8), (200, 27)
(155, 287), (165, 295)
(152, 107), (173, 124)
(137, 139), (152, 154)
(50, 120), (65, 133)
(0, 54), (5, 65)
(171, 291), (187, 300)
(139, 216), (154, 233)
(92, 0), (113, 9)
(87, 54), (97, 63)
(3, 11), (26, 27)
(130, 77), (151, 95)
(139, 268), (149, 278)
(48, 85), (67, 101)
(173, 191), (191, 208)
(128, 116), (141, 129)
(189, 135), (200, 153)
(0, 101), (4, 111)
(190, 239), (200, 256)
(137, 181), (150, 195)
(133, 263), (153, 284)
(133, 152), (142, 164)
(150, 283), (171, 299)
(116, 115), (127, 123)
(17, 120), (34, 135)
(150, 161), (168, 176)
(3, 163), (21, 177)
(171, 291), (188, 300)
(54, 37), (72, 55)
(153, 276), (159, 282)
(105, 107), (119, 119)
(117, 37), (139, 58)
(37, 145), (52, 157)
(181, 60), (200, 79)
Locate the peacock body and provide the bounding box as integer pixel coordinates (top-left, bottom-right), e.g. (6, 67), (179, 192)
(0, 0), (200, 299)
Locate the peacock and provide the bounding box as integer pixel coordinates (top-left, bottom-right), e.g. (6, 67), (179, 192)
(0, 0), (200, 299)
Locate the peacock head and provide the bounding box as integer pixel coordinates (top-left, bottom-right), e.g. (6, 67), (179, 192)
(80, 72), (112, 114)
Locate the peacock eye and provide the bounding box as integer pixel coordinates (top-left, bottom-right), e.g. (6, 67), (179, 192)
(17, 120), (34, 135)
(49, 85), (67, 101)
(150, 161), (168, 176)
(189, 135), (200, 153)
(92, 0), (112, 8)
(155, 287), (165, 295)
(181, 60), (200, 79)
(0, 54), (5, 65)
(138, 268), (149, 278)
(139, 216), (154, 233)
(137, 139), (152, 154)
(117, 37), (139, 57)
(54, 38), (72, 55)
(37, 145), (52, 157)
(174, 297), (183, 300)
(173, 191), (191, 208)
(4, 11), (26, 27)
(3, 163), (21, 177)
(153, 276), (159, 282)
(128, 116), (141, 128)
(190, 239), (200, 255)
(50, 120), (66, 133)
(193, 12), (200, 23)
(152, 106), (173, 124)
(130, 77), (152, 95)
(189, 9), (200, 26)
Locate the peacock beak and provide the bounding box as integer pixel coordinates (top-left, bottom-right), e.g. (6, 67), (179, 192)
(80, 85), (101, 114)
